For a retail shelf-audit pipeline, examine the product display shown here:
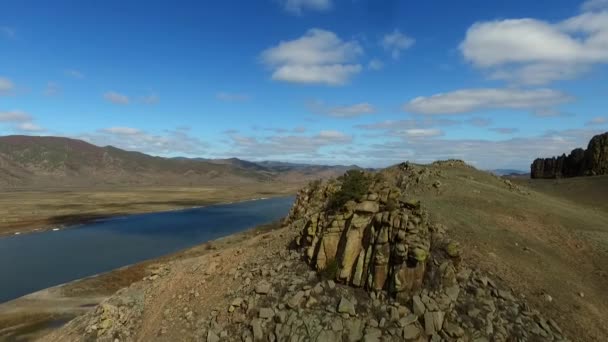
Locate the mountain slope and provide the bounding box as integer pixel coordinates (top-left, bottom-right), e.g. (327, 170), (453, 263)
(378, 161), (608, 341)
(35, 160), (608, 342)
(0, 135), (275, 188)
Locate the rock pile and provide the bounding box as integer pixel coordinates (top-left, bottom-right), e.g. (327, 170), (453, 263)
(531, 131), (608, 178)
(289, 172), (460, 303)
(196, 240), (569, 342)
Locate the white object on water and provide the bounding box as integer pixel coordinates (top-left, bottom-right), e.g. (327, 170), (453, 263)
(14, 232), (21, 235)
(52, 228), (60, 231)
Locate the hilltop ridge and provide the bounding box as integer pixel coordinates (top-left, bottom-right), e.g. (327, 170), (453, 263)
(35, 160), (608, 342)
(0, 135), (358, 188)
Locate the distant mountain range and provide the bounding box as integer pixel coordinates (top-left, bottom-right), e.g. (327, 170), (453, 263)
(0, 135), (360, 188)
(489, 169), (528, 176)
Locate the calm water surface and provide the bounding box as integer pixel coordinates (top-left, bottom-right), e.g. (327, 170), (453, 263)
(0, 196), (294, 303)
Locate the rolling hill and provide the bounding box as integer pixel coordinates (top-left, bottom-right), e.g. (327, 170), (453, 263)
(0, 136), (357, 188)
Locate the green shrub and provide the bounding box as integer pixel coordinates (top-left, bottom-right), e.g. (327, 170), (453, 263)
(319, 258), (339, 280)
(328, 170), (371, 211)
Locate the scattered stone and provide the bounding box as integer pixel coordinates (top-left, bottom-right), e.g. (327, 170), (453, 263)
(207, 330), (220, 342)
(412, 295), (426, 316)
(287, 291), (305, 309)
(251, 319), (263, 341)
(258, 308), (274, 319)
(338, 297), (356, 316)
(402, 324), (421, 340)
(255, 281), (271, 295)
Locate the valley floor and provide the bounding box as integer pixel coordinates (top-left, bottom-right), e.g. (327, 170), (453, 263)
(0, 183), (299, 237)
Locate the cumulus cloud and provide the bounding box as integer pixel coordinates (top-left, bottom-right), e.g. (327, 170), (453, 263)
(0, 77), (15, 95)
(586, 116), (607, 125)
(261, 29), (363, 85)
(356, 118), (459, 132)
(581, 0), (608, 11)
(216, 92), (251, 102)
(402, 128), (443, 138)
(460, 11), (608, 84)
(281, 0), (332, 14)
(83, 127), (207, 156)
(17, 122), (45, 132)
(100, 127), (142, 135)
(0, 110), (31, 123)
(309, 100), (375, 118)
(104, 91), (130, 105)
(381, 30), (415, 59)
(0, 110), (45, 132)
(356, 128), (605, 170)
(404, 88), (572, 115)
(224, 129), (352, 159)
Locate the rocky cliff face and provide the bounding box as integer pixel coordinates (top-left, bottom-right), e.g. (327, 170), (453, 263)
(531, 132), (608, 178)
(286, 166), (461, 303)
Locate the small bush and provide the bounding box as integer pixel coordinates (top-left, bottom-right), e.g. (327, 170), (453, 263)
(319, 258), (339, 280)
(328, 170), (371, 211)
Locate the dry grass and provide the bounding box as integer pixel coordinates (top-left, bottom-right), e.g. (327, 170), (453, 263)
(411, 164), (608, 341)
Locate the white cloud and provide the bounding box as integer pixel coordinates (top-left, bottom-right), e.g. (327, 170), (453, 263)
(358, 128), (605, 170)
(100, 127), (142, 135)
(225, 129), (352, 158)
(261, 29), (363, 85)
(0, 110), (45, 132)
(0, 77), (15, 95)
(404, 88), (572, 115)
(0, 110), (31, 123)
(581, 0), (608, 11)
(65, 69), (84, 79)
(84, 127), (207, 155)
(281, 0), (332, 14)
(17, 122), (45, 132)
(586, 116), (607, 125)
(381, 30), (415, 59)
(368, 59), (384, 70)
(460, 11), (608, 84)
(104, 91), (130, 105)
(402, 128), (443, 138)
(216, 92), (251, 102)
(44, 82), (61, 96)
(309, 100), (375, 118)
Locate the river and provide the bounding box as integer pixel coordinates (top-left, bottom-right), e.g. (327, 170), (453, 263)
(0, 196), (294, 303)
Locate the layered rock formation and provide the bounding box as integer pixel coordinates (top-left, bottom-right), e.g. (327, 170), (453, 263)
(531, 132), (608, 178)
(287, 169), (460, 303)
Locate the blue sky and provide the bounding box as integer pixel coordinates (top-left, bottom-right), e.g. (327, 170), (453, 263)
(1, 0), (608, 170)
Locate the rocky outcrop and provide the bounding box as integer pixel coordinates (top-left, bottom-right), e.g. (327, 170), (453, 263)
(287, 170), (461, 304)
(531, 132), (608, 178)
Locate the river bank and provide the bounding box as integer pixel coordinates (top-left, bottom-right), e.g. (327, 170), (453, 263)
(0, 184), (299, 237)
(0, 221), (284, 341)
